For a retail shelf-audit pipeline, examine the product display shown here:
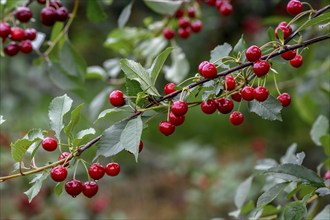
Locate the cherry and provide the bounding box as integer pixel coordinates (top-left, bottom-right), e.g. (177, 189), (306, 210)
(219, 2), (232, 16)
(171, 100), (188, 116)
(37, 0), (46, 4)
(216, 97), (234, 114)
(42, 137), (58, 151)
(58, 152), (71, 167)
(275, 25), (291, 40)
(191, 20), (203, 33)
(109, 90), (125, 107)
(159, 121), (176, 136)
(277, 93), (291, 107)
(169, 112), (185, 126)
(187, 7), (196, 18)
(254, 86), (269, 102)
(24, 28), (37, 41)
(105, 162), (120, 176)
(10, 27), (25, 41)
(139, 140), (143, 153)
(88, 163), (105, 180)
(198, 61), (209, 74)
(65, 179), (83, 197)
(245, 45), (262, 62)
(206, 0), (216, 6)
(229, 111), (244, 126)
(56, 7), (69, 22)
(324, 170), (330, 180)
(278, 22), (292, 33)
(290, 54), (303, 68)
(241, 86), (255, 101)
(201, 100), (217, 114)
(50, 166), (67, 182)
(174, 9), (184, 18)
(15, 7), (33, 23)
(287, 0), (303, 15)
(4, 42), (20, 56)
(50, 0), (63, 8)
(20, 40), (33, 54)
(231, 91), (242, 102)
(0, 22), (11, 39)
(164, 83), (176, 95)
(281, 49), (296, 60)
(40, 7), (57, 26)
(201, 63), (217, 78)
(253, 60), (270, 77)
(163, 28), (175, 40)
(178, 27), (191, 39)
(224, 75), (236, 91)
(83, 181), (99, 198)
(178, 18), (190, 29)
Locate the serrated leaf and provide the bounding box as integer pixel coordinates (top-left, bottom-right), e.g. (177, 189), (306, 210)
(64, 104), (84, 141)
(54, 182), (64, 196)
(283, 202), (306, 220)
(320, 134), (330, 155)
(73, 128), (96, 146)
(163, 46), (189, 84)
(257, 182), (288, 209)
(248, 95), (283, 121)
(24, 171), (49, 203)
(233, 35), (246, 54)
(143, 0), (182, 15)
(234, 176), (253, 209)
(314, 205), (330, 220)
(315, 187), (330, 196)
(209, 43), (232, 67)
(0, 115), (5, 125)
(310, 115), (329, 146)
(296, 12), (330, 32)
(87, 0), (107, 23)
(118, 1), (133, 28)
(120, 59), (160, 96)
(96, 108), (130, 123)
(49, 94), (73, 140)
(149, 47), (173, 85)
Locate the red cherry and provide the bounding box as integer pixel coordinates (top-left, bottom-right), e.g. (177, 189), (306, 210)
(281, 49), (296, 60)
(56, 7), (69, 22)
(206, 0), (216, 6)
(171, 100), (188, 116)
(139, 140), (143, 153)
(40, 7), (57, 26)
(169, 112), (185, 126)
(50, 0), (63, 8)
(229, 111), (244, 126)
(290, 54), (303, 68)
(42, 137), (58, 151)
(4, 42), (20, 56)
(164, 83), (176, 95)
(109, 90), (125, 107)
(324, 171), (330, 180)
(216, 97), (234, 114)
(187, 7), (196, 18)
(159, 121), (176, 136)
(0, 22), (11, 39)
(201, 63), (217, 78)
(58, 152), (71, 167)
(219, 2), (232, 16)
(253, 60), (270, 77)
(15, 7), (33, 23)
(65, 179), (83, 197)
(178, 17), (190, 29)
(50, 166), (67, 182)
(105, 162), (120, 176)
(83, 181), (99, 198)
(201, 100), (217, 114)
(178, 27), (191, 39)
(174, 9), (184, 18)
(20, 40), (33, 54)
(10, 27), (25, 41)
(241, 86), (255, 101)
(278, 22), (292, 33)
(88, 163), (105, 180)
(198, 61), (209, 74)
(245, 45), (262, 62)
(191, 20), (203, 33)
(254, 86), (269, 102)
(231, 91), (242, 102)
(163, 28), (175, 40)
(287, 0), (303, 15)
(277, 93), (291, 107)
(224, 75), (236, 91)
(37, 0), (46, 4)
(24, 28), (37, 41)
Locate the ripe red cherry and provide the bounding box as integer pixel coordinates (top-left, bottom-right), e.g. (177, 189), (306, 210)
(10, 27), (25, 41)
(324, 171), (330, 180)
(178, 17), (190, 29)
(287, 0), (303, 15)
(58, 152), (71, 167)
(138, 140), (143, 153)
(201, 100), (217, 114)
(42, 137), (58, 151)
(41, 7), (57, 26)
(169, 112), (185, 126)
(254, 86), (269, 102)
(277, 93), (291, 107)
(253, 60), (270, 77)
(109, 90), (125, 107)
(201, 63), (217, 78)
(278, 22), (292, 33)
(163, 28), (175, 40)
(24, 28), (37, 41)
(56, 7), (69, 22)
(231, 91), (242, 102)
(219, 2), (232, 16)
(159, 121), (175, 136)
(50, 166), (67, 182)
(171, 100), (188, 116)
(4, 42), (20, 56)
(245, 45), (262, 62)
(15, 7), (33, 23)
(206, 0), (216, 6)
(224, 75), (236, 91)
(178, 27), (191, 39)
(216, 98), (234, 114)
(88, 163), (105, 180)
(198, 61), (209, 74)
(290, 54), (303, 68)
(65, 179), (83, 197)
(281, 49), (296, 60)
(83, 181), (99, 198)
(229, 111), (244, 126)
(105, 162), (120, 176)
(174, 9), (184, 18)
(164, 83), (176, 95)
(37, 0), (46, 4)
(0, 22), (11, 39)
(191, 20), (203, 33)
(50, 0), (63, 8)
(241, 86), (255, 101)
(20, 40), (33, 54)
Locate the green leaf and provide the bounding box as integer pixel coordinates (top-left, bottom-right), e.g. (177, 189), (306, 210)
(125, 78), (149, 107)
(263, 164), (325, 187)
(314, 205), (330, 220)
(64, 104), (84, 141)
(95, 108), (130, 123)
(233, 35), (247, 54)
(86, 66), (106, 80)
(0, 115), (5, 125)
(267, 27), (276, 42)
(48, 94), (73, 140)
(87, 0), (107, 23)
(143, 0), (182, 15)
(209, 43), (232, 67)
(293, 93), (318, 124)
(234, 176), (253, 209)
(149, 47), (173, 85)
(54, 182), (64, 196)
(320, 134), (330, 155)
(120, 59), (160, 96)
(248, 96), (283, 121)
(283, 202), (307, 220)
(310, 115), (329, 146)
(296, 12), (330, 32)
(118, 1), (133, 28)
(276, 27), (284, 42)
(50, 22), (64, 42)
(257, 182), (289, 209)
(163, 46), (189, 84)
(73, 128), (96, 146)
(24, 171), (49, 203)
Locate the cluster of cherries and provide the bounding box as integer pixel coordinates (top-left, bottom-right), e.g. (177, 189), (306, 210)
(203, 0), (233, 16)
(0, 0), (68, 57)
